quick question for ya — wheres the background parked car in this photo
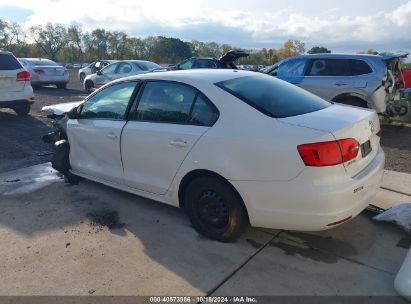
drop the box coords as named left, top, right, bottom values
left=169, top=50, right=249, bottom=70
left=78, top=60, right=117, bottom=83
left=0, top=50, right=34, bottom=115
left=83, top=60, right=165, bottom=93
left=262, top=53, right=409, bottom=117
left=19, top=58, right=69, bottom=89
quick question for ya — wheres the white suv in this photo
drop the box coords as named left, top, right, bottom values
left=0, top=50, right=34, bottom=115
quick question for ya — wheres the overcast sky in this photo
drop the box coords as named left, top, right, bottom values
left=1, top=0, right=410, bottom=54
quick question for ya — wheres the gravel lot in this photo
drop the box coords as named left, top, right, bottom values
left=0, top=69, right=410, bottom=174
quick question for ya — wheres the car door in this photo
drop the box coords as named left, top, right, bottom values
left=277, top=58, right=309, bottom=85
left=67, top=81, right=139, bottom=184
left=299, top=58, right=354, bottom=100
left=93, top=62, right=119, bottom=87
left=121, top=80, right=219, bottom=194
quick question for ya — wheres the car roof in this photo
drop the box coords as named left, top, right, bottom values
left=18, top=58, right=56, bottom=62
left=189, top=57, right=217, bottom=60
left=120, top=60, right=158, bottom=64
left=285, top=53, right=384, bottom=61
left=113, top=69, right=257, bottom=85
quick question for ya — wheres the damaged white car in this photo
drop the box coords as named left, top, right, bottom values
left=42, top=70, right=384, bottom=242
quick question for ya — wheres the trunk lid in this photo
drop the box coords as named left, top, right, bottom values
left=34, top=65, right=66, bottom=76
left=0, top=69, right=26, bottom=92
left=279, top=104, right=381, bottom=177
left=0, top=52, right=26, bottom=92
left=219, top=50, right=249, bottom=64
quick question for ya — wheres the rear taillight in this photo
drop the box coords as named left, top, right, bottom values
left=16, top=71, right=30, bottom=82
left=33, top=69, right=45, bottom=74
left=297, top=138, right=359, bottom=167
left=338, top=139, right=360, bottom=162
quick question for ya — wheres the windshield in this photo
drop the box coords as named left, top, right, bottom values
left=216, top=75, right=330, bottom=118
left=135, top=61, right=162, bottom=71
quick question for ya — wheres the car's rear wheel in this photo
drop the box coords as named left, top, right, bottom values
left=184, top=176, right=248, bottom=242
left=85, top=80, right=94, bottom=93
left=13, top=103, right=30, bottom=116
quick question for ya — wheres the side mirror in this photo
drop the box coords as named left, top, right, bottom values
left=97, top=70, right=102, bottom=75
left=67, top=105, right=82, bottom=119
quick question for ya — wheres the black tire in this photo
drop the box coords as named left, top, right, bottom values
left=51, top=140, right=80, bottom=184
left=57, top=83, right=67, bottom=89
left=338, top=97, right=368, bottom=108
left=79, top=73, right=85, bottom=83
left=184, top=176, right=248, bottom=242
left=13, top=103, right=30, bottom=116
left=85, top=80, right=94, bottom=93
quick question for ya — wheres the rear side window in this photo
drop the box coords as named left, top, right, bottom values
left=308, top=59, right=351, bottom=76
left=134, top=81, right=218, bottom=125
left=135, top=81, right=196, bottom=123
left=216, top=75, right=330, bottom=118
left=189, top=95, right=219, bottom=125
left=0, top=54, right=22, bottom=70
left=350, top=59, right=373, bottom=75
left=194, top=59, right=217, bottom=69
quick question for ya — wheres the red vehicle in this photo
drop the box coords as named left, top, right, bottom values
left=397, top=68, right=411, bottom=88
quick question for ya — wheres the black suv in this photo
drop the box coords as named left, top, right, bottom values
left=169, top=50, right=249, bottom=70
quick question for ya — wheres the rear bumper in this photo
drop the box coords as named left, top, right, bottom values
left=0, top=85, right=34, bottom=108
left=231, top=147, right=385, bottom=231
left=31, top=74, right=69, bottom=85
left=31, top=80, right=69, bottom=85
left=0, top=99, right=34, bottom=108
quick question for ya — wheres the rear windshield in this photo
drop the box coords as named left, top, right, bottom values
left=0, top=54, right=22, bottom=70
left=27, top=59, right=58, bottom=66
left=135, top=61, right=161, bottom=71
left=216, top=75, right=330, bottom=118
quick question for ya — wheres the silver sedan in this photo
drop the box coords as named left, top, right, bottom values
left=19, top=58, right=70, bottom=89
left=83, top=60, right=166, bottom=93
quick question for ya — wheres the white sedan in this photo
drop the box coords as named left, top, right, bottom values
left=48, top=69, right=385, bottom=241
left=83, top=60, right=165, bottom=93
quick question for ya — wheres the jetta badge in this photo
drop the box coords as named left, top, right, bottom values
left=369, top=120, right=375, bottom=133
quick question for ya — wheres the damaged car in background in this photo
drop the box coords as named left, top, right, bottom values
left=42, top=70, right=384, bottom=242
left=83, top=60, right=166, bottom=93
left=262, top=52, right=410, bottom=119
left=168, top=50, right=249, bottom=70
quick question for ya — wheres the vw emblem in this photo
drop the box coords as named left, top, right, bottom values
left=369, top=120, right=375, bottom=133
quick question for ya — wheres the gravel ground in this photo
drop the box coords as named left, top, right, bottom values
left=0, top=69, right=410, bottom=174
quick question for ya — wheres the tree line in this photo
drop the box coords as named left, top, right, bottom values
left=0, top=20, right=332, bottom=65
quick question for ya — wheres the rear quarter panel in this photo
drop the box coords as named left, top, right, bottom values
left=167, top=84, right=335, bottom=205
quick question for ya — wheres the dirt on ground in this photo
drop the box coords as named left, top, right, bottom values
left=0, top=69, right=410, bottom=174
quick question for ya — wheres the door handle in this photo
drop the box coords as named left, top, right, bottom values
left=335, top=81, right=347, bottom=86
left=107, top=133, right=118, bottom=140
left=169, top=138, right=187, bottom=148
